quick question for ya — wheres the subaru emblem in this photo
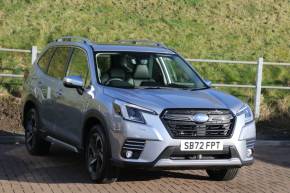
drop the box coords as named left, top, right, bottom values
left=192, top=113, right=209, bottom=123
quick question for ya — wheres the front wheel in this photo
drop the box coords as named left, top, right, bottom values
left=206, top=168, right=239, bottom=181
left=86, top=125, right=119, bottom=183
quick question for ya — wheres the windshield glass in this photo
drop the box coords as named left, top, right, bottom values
left=95, top=52, right=207, bottom=89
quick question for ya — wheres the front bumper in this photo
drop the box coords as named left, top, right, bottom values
left=112, top=145, right=254, bottom=169
left=110, top=112, right=255, bottom=169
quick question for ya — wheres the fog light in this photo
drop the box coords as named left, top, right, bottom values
left=125, top=150, right=133, bottom=158
left=246, top=148, right=253, bottom=158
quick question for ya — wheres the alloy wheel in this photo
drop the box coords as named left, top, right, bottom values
left=87, top=133, right=104, bottom=179
left=25, top=111, right=36, bottom=150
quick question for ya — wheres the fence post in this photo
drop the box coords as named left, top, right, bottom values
left=254, top=57, right=264, bottom=119
left=31, top=46, right=37, bottom=65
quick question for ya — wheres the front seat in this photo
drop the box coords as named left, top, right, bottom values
left=133, top=64, right=154, bottom=86
left=104, top=68, right=126, bottom=85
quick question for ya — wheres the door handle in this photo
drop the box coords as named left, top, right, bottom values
left=55, top=89, right=63, bottom=97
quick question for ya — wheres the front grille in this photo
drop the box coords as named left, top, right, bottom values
left=121, top=139, right=146, bottom=159
left=246, top=138, right=256, bottom=149
left=161, top=109, right=235, bottom=139
left=170, top=152, right=231, bottom=160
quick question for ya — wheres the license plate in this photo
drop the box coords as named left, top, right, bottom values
left=180, top=140, right=223, bottom=151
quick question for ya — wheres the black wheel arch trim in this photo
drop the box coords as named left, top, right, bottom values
left=22, top=94, right=41, bottom=127
left=81, top=109, right=112, bottom=156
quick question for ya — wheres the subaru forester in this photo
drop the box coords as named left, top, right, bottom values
left=22, top=36, right=256, bottom=183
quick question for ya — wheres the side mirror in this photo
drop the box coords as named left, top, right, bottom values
left=204, top=79, right=212, bottom=87
left=63, top=75, right=84, bottom=89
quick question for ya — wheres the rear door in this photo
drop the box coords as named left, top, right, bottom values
left=34, top=47, right=55, bottom=132
left=53, top=47, right=91, bottom=145
left=45, top=46, right=71, bottom=136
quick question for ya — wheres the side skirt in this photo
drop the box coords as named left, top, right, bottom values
left=46, top=136, right=79, bottom=153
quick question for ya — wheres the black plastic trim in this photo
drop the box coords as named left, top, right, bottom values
left=111, top=145, right=246, bottom=169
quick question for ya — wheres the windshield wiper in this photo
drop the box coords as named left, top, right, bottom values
left=141, top=86, right=164, bottom=89
left=165, top=83, right=191, bottom=89
left=165, top=83, right=208, bottom=91
left=139, top=83, right=205, bottom=90
left=190, top=87, right=209, bottom=91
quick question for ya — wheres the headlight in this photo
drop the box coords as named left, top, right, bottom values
left=113, top=99, right=157, bottom=124
left=237, top=104, right=254, bottom=124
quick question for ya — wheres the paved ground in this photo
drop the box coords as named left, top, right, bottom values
left=0, top=143, right=289, bottom=193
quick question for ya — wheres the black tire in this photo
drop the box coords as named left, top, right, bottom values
left=206, top=168, right=239, bottom=181
left=24, top=108, right=51, bottom=155
left=85, top=125, right=119, bottom=183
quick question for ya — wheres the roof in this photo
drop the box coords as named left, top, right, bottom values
left=92, top=44, right=176, bottom=54
left=52, top=37, right=176, bottom=54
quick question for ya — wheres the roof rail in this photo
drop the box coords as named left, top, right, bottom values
left=116, top=39, right=167, bottom=48
left=56, top=36, right=92, bottom=44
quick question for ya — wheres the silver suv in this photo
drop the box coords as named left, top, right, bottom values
left=22, top=37, right=255, bottom=183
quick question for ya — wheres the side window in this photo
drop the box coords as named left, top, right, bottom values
left=67, top=48, right=90, bottom=87
left=47, top=47, right=70, bottom=80
left=37, top=48, right=55, bottom=73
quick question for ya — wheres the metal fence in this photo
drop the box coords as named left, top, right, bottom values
left=1, top=46, right=290, bottom=119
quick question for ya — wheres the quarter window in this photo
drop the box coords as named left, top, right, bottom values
left=47, top=47, right=70, bottom=80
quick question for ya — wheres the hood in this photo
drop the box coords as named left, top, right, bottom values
left=103, top=87, right=244, bottom=115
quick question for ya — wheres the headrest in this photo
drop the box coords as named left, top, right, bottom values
left=133, top=65, right=150, bottom=79
left=110, top=68, right=125, bottom=79
left=121, top=57, right=134, bottom=73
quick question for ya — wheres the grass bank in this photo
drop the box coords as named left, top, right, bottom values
left=0, top=0, right=289, bottom=133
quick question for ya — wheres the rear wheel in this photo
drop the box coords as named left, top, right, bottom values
left=86, top=125, right=119, bottom=183
left=24, top=108, right=51, bottom=155
left=206, top=168, right=239, bottom=181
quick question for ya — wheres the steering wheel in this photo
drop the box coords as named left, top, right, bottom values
left=105, top=78, right=124, bottom=85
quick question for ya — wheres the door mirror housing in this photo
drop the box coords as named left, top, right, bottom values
left=63, top=75, right=84, bottom=89
left=204, top=79, right=212, bottom=87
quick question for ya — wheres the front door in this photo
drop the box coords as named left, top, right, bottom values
left=45, top=46, right=71, bottom=137
left=54, top=47, right=91, bottom=145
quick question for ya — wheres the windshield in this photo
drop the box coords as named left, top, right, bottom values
left=95, top=52, right=207, bottom=90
